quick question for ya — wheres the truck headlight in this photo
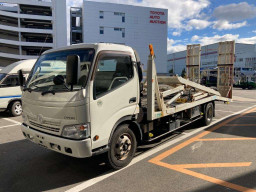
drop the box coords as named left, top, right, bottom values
left=62, top=124, right=90, bottom=140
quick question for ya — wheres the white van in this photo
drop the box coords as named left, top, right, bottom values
left=0, top=59, right=36, bottom=116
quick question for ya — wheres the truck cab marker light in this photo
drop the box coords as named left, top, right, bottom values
left=94, top=135, right=99, bottom=141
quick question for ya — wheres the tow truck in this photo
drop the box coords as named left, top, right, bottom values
left=19, top=43, right=231, bottom=169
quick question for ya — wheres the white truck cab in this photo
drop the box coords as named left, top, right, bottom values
left=21, top=43, right=140, bottom=169
left=0, top=59, right=36, bottom=116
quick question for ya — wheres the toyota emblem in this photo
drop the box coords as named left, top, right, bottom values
left=37, top=114, right=44, bottom=124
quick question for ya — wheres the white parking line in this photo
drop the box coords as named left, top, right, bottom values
left=215, top=103, right=245, bottom=108
left=65, top=104, right=256, bottom=192
left=0, top=123, right=20, bottom=129
left=215, top=110, right=235, bottom=114
left=2, top=118, right=21, bottom=125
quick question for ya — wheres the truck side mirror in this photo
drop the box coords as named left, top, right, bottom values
left=66, top=55, right=80, bottom=86
left=18, top=70, right=24, bottom=87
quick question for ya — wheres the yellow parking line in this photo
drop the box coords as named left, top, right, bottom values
left=170, top=162, right=252, bottom=169
left=197, top=137, right=256, bottom=141
left=149, top=107, right=256, bottom=192
left=149, top=107, right=256, bottom=163
left=240, top=115, right=256, bottom=117
left=154, top=161, right=256, bottom=192
left=225, top=124, right=256, bottom=126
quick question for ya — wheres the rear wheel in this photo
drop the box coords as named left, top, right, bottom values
left=201, top=102, right=214, bottom=126
left=10, top=101, right=22, bottom=116
left=107, top=124, right=137, bottom=170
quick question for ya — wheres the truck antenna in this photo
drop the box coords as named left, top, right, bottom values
left=39, top=34, right=49, bottom=56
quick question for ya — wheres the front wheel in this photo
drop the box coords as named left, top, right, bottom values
left=10, top=101, right=22, bottom=116
left=107, top=124, right=137, bottom=170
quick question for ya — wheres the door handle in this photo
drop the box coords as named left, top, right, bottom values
left=129, top=97, right=136, bottom=103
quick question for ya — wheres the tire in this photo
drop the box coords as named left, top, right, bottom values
left=107, top=124, right=137, bottom=170
left=10, top=101, right=22, bottom=117
left=201, top=102, right=214, bottom=126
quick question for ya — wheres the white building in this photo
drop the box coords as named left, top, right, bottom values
left=0, top=0, right=70, bottom=66
left=0, top=0, right=168, bottom=73
left=167, top=43, right=256, bottom=75
left=82, top=1, right=168, bottom=73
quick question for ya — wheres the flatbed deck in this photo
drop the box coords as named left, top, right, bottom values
left=145, top=51, right=231, bottom=121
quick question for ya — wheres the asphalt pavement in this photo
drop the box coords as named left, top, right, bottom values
left=1, top=88, right=256, bottom=192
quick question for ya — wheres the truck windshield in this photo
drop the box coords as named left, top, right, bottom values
left=26, top=49, right=95, bottom=92
left=0, top=73, right=7, bottom=83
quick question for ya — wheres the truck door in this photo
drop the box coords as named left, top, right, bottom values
left=89, top=52, right=139, bottom=149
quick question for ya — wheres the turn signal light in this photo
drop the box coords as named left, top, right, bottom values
left=94, top=135, right=99, bottom=141
left=80, top=125, right=85, bottom=130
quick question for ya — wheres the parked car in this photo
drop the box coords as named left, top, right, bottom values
left=0, top=59, right=36, bottom=116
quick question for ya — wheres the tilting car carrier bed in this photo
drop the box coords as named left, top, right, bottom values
left=20, top=43, right=232, bottom=169
left=138, top=44, right=230, bottom=141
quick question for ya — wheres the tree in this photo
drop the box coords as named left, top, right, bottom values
left=169, top=69, right=173, bottom=76
left=181, top=68, right=186, bottom=78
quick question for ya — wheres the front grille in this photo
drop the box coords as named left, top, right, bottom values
left=28, top=115, right=37, bottom=122
left=29, top=121, right=60, bottom=133
left=43, top=120, right=61, bottom=127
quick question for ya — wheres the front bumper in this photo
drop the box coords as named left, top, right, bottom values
left=21, top=124, right=92, bottom=158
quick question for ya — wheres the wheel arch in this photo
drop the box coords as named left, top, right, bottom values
left=108, top=116, right=143, bottom=145
left=7, top=98, right=22, bottom=110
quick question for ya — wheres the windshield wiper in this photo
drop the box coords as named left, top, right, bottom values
left=23, top=85, right=39, bottom=92
left=63, top=83, right=71, bottom=91
left=23, top=87, right=32, bottom=92
left=41, top=90, right=55, bottom=96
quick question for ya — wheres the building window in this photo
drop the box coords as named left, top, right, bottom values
left=99, top=11, right=104, bottom=19
left=122, top=28, right=125, bottom=38
left=100, top=27, right=104, bottom=34
left=239, top=58, right=243, bottom=62
left=114, top=12, right=125, bottom=22
left=113, top=28, right=125, bottom=38
left=121, top=13, right=125, bottom=22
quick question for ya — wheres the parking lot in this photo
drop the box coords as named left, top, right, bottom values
left=1, top=88, right=256, bottom=192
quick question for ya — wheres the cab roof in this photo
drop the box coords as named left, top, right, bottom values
left=1, top=59, right=36, bottom=74
left=43, top=43, right=135, bottom=56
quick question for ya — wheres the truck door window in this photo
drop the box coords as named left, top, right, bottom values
left=94, top=54, right=133, bottom=98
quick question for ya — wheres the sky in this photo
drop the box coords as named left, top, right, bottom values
left=67, top=0, right=256, bottom=54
